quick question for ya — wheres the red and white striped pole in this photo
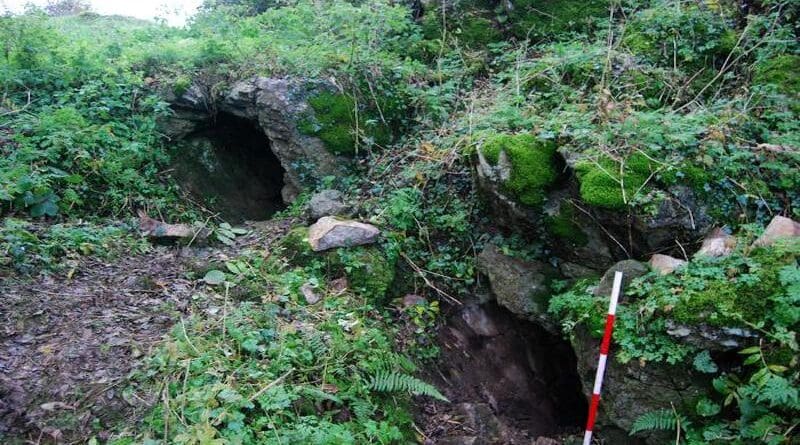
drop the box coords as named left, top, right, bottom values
left=583, top=271, right=623, bottom=445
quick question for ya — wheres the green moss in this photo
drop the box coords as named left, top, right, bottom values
left=753, top=55, right=800, bottom=95
left=276, top=226, right=316, bottom=265
left=299, top=92, right=358, bottom=156
left=546, top=204, right=588, bottom=246
left=575, top=153, right=653, bottom=210
left=508, top=0, right=608, bottom=40
left=331, top=246, right=396, bottom=301
left=299, top=91, right=393, bottom=156
left=660, top=162, right=711, bottom=191
left=672, top=246, right=796, bottom=327
left=480, top=133, right=558, bottom=207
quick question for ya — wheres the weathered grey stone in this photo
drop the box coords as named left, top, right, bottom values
left=696, top=227, right=736, bottom=257
left=571, top=325, right=706, bottom=442
left=300, top=283, right=322, bottom=305
left=307, top=217, right=380, bottom=252
left=753, top=215, right=800, bottom=247
left=476, top=243, right=555, bottom=332
left=592, top=260, right=648, bottom=297
left=648, top=254, right=687, bottom=275
left=308, top=189, right=347, bottom=220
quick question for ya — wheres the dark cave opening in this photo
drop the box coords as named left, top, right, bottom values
left=173, top=112, right=287, bottom=223
left=422, top=301, right=588, bottom=442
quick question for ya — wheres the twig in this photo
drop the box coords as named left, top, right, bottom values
left=248, top=368, right=293, bottom=402
left=400, top=253, right=462, bottom=306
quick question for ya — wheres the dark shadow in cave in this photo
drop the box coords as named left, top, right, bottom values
left=421, top=301, right=587, bottom=441
left=173, top=112, right=286, bottom=222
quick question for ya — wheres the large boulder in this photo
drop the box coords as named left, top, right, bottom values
left=307, top=217, right=380, bottom=252
left=476, top=243, right=556, bottom=332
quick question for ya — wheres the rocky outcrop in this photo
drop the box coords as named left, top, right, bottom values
left=162, top=77, right=349, bottom=202
left=476, top=243, right=556, bottom=332
left=307, top=217, right=380, bottom=251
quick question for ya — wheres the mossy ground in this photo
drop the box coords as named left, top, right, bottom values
left=480, top=133, right=558, bottom=207
left=276, top=226, right=396, bottom=302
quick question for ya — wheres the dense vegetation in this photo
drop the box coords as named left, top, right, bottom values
left=1, top=0, right=798, bottom=443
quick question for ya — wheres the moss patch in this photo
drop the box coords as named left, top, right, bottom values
left=480, top=133, right=558, bottom=207
left=545, top=204, right=588, bottom=246
left=575, top=153, right=653, bottom=210
left=331, top=246, right=396, bottom=301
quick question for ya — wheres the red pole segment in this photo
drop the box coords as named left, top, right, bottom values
left=583, top=271, right=623, bottom=445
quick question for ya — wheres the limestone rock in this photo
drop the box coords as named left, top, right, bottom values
left=300, top=283, right=322, bottom=305
left=476, top=244, right=555, bottom=332
left=592, top=260, right=648, bottom=297
left=308, top=189, right=347, bottom=220
left=665, top=320, right=758, bottom=351
left=648, top=254, right=687, bottom=275
left=753, top=215, right=800, bottom=247
left=307, top=217, right=380, bottom=252
left=696, top=227, right=736, bottom=257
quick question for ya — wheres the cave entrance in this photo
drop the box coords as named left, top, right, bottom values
left=421, top=301, right=587, bottom=441
left=173, top=112, right=287, bottom=223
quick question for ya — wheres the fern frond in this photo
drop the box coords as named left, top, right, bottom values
left=631, top=409, right=682, bottom=434
left=368, top=371, right=448, bottom=402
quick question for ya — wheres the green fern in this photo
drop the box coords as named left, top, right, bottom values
left=631, top=409, right=687, bottom=434
left=368, top=371, right=448, bottom=402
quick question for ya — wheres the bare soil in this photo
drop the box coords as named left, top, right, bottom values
left=0, top=218, right=294, bottom=444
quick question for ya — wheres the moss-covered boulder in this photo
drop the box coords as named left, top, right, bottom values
left=478, top=133, right=559, bottom=207
left=507, top=0, right=609, bottom=40
left=753, top=54, right=800, bottom=97
left=574, top=153, right=653, bottom=210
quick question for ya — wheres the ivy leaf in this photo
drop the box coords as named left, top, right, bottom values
left=203, top=270, right=226, bottom=285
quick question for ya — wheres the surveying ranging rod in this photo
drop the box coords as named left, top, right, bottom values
left=583, top=271, right=623, bottom=445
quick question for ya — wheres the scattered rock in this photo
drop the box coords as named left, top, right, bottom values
left=695, top=227, right=736, bottom=257
left=753, top=215, right=800, bottom=247
left=329, top=277, right=349, bottom=295
left=648, top=254, right=686, bottom=275
left=476, top=244, right=555, bottom=332
left=308, top=189, right=348, bottom=220
left=558, top=261, right=597, bottom=279
left=300, top=283, right=322, bottom=305
left=592, top=260, right=648, bottom=297
left=307, top=217, right=380, bottom=252
left=666, top=320, right=759, bottom=350
left=138, top=211, right=208, bottom=242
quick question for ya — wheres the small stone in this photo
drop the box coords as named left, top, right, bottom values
left=648, top=254, right=687, bottom=275
left=329, top=277, right=349, bottom=295
left=753, top=215, right=800, bottom=248
left=402, top=294, right=427, bottom=308
left=696, top=227, right=736, bottom=257
left=300, top=283, right=322, bottom=305
left=308, top=189, right=348, bottom=220
left=592, top=260, right=648, bottom=297
left=307, top=217, right=380, bottom=252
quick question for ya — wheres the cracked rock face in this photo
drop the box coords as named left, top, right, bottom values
left=161, top=77, right=350, bottom=202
